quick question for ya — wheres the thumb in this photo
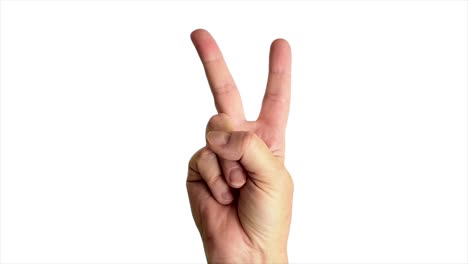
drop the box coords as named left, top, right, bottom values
left=206, top=131, right=284, bottom=182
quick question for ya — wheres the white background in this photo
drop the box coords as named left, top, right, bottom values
left=1, top=0, right=467, bottom=263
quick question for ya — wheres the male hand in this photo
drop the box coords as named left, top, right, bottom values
left=186, top=29, right=293, bottom=263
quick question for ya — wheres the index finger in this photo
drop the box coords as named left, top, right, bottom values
left=190, top=29, right=245, bottom=121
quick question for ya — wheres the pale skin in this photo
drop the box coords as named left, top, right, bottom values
left=186, top=29, right=293, bottom=263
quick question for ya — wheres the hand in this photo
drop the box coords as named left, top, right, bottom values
left=190, top=29, right=292, bottom=186
left=186, top=29, right=293, bottom=263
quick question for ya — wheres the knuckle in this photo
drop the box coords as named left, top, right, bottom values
left=241, top=131, right=256, bottom=149
left=228, top=131, right=255, bottom=160
left=189, top=147, right=215, bottom=172
left=206, top=173, right=223, bottom=187
left=188, top=155, right=195, bottom=169
left=198, top=147, right=217, bottom=162
left=206, top=113, right=230, bottom=132
left=263, top=92, right=290, bottom=105
left=223, top=160, right=242, bottom=172
left=188, top=147, right=203, bottom=171
left=207, top=114, right=222, bottom=126
left=212, top=82, right=235, bottom=97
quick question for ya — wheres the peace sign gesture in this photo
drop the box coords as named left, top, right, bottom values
left=187, top=29, right=293, bottom=262
left=193, top=29, right=291, bottom=186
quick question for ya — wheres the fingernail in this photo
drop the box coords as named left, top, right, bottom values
left=230, top=168, right=245, bottom=187
left=222, top=190, right=233, bottom=201
left=207, top=131, right=230, bottom=146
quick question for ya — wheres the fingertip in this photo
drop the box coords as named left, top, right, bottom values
left=229, top=168, right=247, bottom=188
left=207, top=131, right=231, bottom=147
left=190, top=28, right=212, bottom=42
left=271, top=38, right=291, bottom=51
left=269, top=39, right=291, bottom=75
left=190, top=28, right=205, bottom=38
left=221, top=190, right=234, bottom=204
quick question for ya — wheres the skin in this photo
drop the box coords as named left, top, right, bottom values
left=186, top=29, right=293, bottom=263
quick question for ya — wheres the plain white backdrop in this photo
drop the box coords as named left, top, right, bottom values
left=0, top=0, right=467, bottom=263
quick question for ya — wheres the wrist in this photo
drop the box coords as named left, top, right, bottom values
left=207, top=250, right=288, bottom=264
left=259, top=249, right=288, bottom=264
